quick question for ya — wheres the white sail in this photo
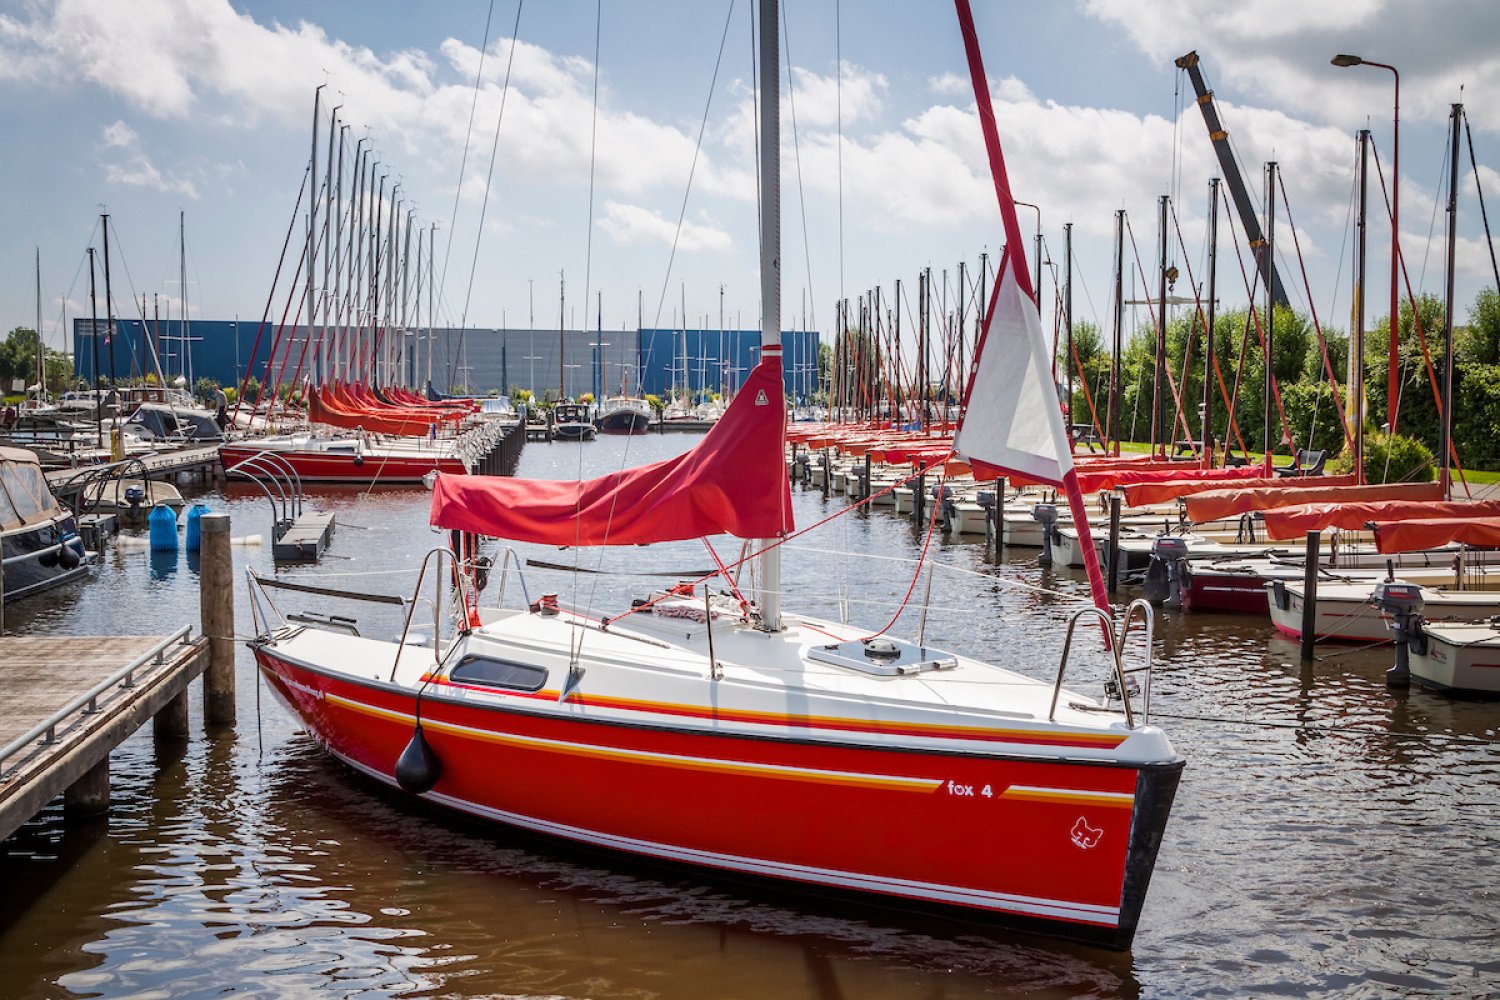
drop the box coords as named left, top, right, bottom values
left=952, top=262, right=1074, bottom=486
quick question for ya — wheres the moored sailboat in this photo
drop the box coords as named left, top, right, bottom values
left=247, top=0, right=1182, bottom=948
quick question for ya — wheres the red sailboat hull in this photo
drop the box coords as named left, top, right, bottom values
left=220, top=443, right=466, bottom=483
left=256, top=647, right=1182, bottom=947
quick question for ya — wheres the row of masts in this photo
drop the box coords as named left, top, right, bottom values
left=819, top=111, right=1448, bottom=485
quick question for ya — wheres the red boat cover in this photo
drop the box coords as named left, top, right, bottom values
left=1184, top=480, right=1444, bottom=522
left=1123, top=473, right=1357, bottom=507
left=1374, top=516, right=1500, bottom=553
left=309, top=387, right=437, bottom=436
left=1262, top=499, right=1500, bottom=541
left=1075, top=463, right=1262, bottom=494
left=430, top=358, right=793, bottom=545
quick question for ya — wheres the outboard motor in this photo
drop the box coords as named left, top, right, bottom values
left=793, top=451, right=810, bottom=483
left=976, top=489, right=997, bottom=547
left=932, top=484, right=955, bottom=533
left=1373, top=579, right=1425, bottom=688
left=1142, top=535, right=1190, bottom=606
left=1033, top=504, right=1059, bottom=567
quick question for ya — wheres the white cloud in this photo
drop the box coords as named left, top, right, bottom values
left=928, top=72, right=968, bottom=96
left=599, top=202, right=731, bottom=252
left=1083, top=0, right=1500, bottom=132
left=97, top=120, right=198, bottom=198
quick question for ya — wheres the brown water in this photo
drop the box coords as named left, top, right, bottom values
left=2, top=434, right=1497, bottom=998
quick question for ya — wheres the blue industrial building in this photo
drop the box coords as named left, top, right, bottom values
left=73, top=319, right=821, bottom=401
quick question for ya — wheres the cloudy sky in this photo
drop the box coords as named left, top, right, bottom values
left=2, top=0, right=1497, bottom=362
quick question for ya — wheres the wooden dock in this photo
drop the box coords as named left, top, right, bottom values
left=43, top=444, right=223, bottom=489
left=0, top=630, right=210, bottom=843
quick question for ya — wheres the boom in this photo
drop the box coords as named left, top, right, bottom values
left=1175, top=51, right=1290, bottom=309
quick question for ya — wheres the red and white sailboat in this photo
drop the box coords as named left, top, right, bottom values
left=248, top=1, right=1182, bottom=949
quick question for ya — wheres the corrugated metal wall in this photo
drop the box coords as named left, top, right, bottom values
left=72, top=319, right=820, bottom=400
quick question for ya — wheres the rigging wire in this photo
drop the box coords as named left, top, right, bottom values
left=438, top=0, right=499, bottom=320
left=646, top=0, right=737, bottom=333
left=449, top=0, right=524, bottom=388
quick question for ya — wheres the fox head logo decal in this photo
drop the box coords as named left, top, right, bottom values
left=1070, top=816, right=1103, bottom=850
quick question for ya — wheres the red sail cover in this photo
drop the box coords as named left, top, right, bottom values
left=430, top=358, right=793, bottom=545
left=1123, top=473, right=1357, bottom=507
left=1374, top=516, right=1500, bottom=554
left=1184, top=480, right=1444, bottom=523
left=1262, top=499, right=1500, bottom=541
left=1074, top=464, right=1262, bottom=494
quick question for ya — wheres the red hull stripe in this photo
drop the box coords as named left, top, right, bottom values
left=427, top=678, right=1129, bottom=750
left=331, top=749, right=1121, bottom=928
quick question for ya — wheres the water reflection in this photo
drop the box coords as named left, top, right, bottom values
left=0, top=437, right=1496, bottom=997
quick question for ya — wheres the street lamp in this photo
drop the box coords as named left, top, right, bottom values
left=1332, top=53, right=1400, bottom=434
left=1014, top=200, right=1044, bottom=307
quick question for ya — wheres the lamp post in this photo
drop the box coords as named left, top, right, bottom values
left=1014, top=200, right=1043, bottom=308
left=1332, top=53, right=1400, bottom=434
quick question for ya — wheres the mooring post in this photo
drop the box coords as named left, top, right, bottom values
left=1300, top=530, right=1320, bottom=661
left=994, top=477, right=1006, bottom=565
left=863, top=453, right=872, bottom=502
left=914, top=468, right=927, bottom=525
left=1107, top=495, right=1123, bottom=594
left=820, top=449, right=830, bottom=498
left=200, top=513, right=236, bottom=724
left=789, top=442, right=799, bottom=483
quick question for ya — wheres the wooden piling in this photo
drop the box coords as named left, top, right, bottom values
left=1300, top=530, right=1320, bottom=661
left=200, top=513, right=236, bottom=724
left=994, top=477, right=1006, bottom=565
left=153, top=689, right=190, bottom=739
left=64, top=758, right=110, bottom=818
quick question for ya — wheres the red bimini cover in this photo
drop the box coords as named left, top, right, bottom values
left=1184, top=480, right=1444, bottom=523
left=1374, top=516, right=1500, bottom=554
left=1123, top=473, right=1357, bottom=507
left=430, top=358, right=793, bottom=545
left=1262, top=499, right=1500, bottom=541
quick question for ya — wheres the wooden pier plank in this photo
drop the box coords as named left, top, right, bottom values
left=0, top=635, right=210, bottom=842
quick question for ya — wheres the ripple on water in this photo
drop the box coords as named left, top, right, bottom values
left=2, top=436, right=1498, bottom=998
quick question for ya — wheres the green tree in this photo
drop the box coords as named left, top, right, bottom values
left=1459, top=286, right=1500, bottom=365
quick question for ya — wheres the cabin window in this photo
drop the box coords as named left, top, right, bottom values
left=448, top=655, right=547, bottom=692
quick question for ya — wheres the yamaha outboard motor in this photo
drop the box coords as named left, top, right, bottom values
left=932, top=483, right=955, bottom=533
left=1033, top=504, right=1059, bottom=567
left=1373, top=579, right=1425, bottom=688
left=1143, top=536, right=1190, bottom=606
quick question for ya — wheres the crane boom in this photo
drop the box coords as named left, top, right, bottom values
left=1175, top=51, right=1291, bottom=309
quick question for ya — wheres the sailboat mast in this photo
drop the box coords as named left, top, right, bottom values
left=307, top=84, right=322, bottom=390
left=35, top=248, right=43, bottom=402
left=1110, top=212, right=1124, bottom=455
left=1263, top=162, right=1277, bottom=473
left=1204, top=178, right=1219, bottom=465
left=757, top=0, right=783, bottom=631
left=1353, top=129, right=1370, bottom=484
left=87, top=248, right=102, bottom=445
left=102, top=213, right=118, bottom=391
left=559, top=270, right=566, bottom=400
left=1440, top=104, right=1462, bottom=499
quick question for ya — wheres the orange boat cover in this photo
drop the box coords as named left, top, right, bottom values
left=1374, top=516, right=1500, bottom=554
left=1123, top=473, right=1357, bottom=507
left=1184, top=480, right=1444, bottom=523
left=1262, top=499, right=1500, bottom=541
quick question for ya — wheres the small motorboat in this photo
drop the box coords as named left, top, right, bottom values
left=0, top=446, right=88, bottom=603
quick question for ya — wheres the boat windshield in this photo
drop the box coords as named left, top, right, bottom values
left=0, top=453, right=64, bottom=529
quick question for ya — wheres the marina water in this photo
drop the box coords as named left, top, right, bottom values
left=2, top=433, right=1496, bottom=998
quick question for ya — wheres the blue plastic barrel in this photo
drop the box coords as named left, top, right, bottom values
left=184, top=502, right=211, bottom=551
left=148, top=503, right=179, bottom=552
